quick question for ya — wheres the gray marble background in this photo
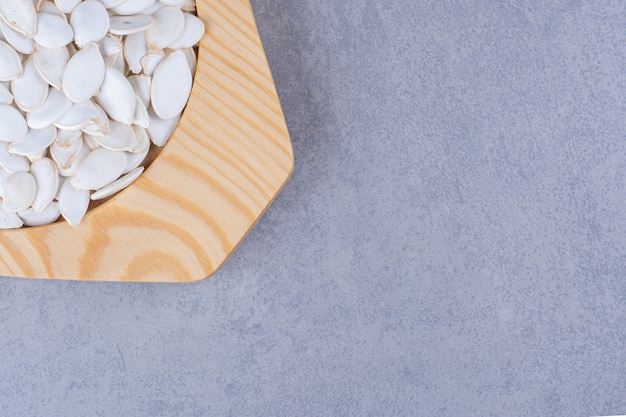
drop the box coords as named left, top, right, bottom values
left=1, top=1, right=626, bottom=415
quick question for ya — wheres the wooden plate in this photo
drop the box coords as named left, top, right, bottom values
left=0, top=0, right=294, bottom=282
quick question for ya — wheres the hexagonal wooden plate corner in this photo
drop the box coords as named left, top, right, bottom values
left=0, top=0, right=294, bottom=282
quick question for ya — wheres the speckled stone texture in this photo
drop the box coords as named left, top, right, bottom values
left=1, top=1, right=626, bottom=415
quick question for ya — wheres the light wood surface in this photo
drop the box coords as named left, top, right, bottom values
left=0, top=0, right=294, bottom=282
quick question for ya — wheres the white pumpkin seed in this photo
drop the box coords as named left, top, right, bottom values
left=123, top=145, right=148, bottom=173
left=0, top=82, right=12, bottom=104
left=0, top=142, right=29, bottom=172
left=38, top=0, right=66, bottom=17
left=33, top=45, right=69, bottom=89
left=30, top=157, right=58, bottom=211
left=18, top=201, right=60, bottom=226
left=34, top=13, right=73, bottom=48
left=70, top=0, right=109, bottom=47
left=180, top=47, right=197, bottom=75
left=93, top=120, right=134, bottom=151
left=50, top=133, right=81, bottom=168
left=99, top=33, right=121, bottom=56
left=109, top=14, right=153, bottom=35
left=0, top=104, right=28, bottom=142
left=54, top=0, right=80, bottom=14
left=91, top=165, right=142, bottom=200
left=145, top=6, right=183, bottom=50
left=53, top=100, right=98, bottom=130
left=57, top=138, right=87, bottom=176
left=8, top=125, right=56, bottom=156
left=123, top=30, right=146, bottom=74
left=0, top=40, right=23, bottom=81
left=111, top=0, right=155, bottom=16
left=130, top=124, right=149, bottom=153
left=133, top=95, right=149, bottom=128
left=58, top=177, right=89, bottom=226
left=0, top=206, right=23, bottom=228
left=140, top=50, right=163, bottom=76
left=71, top=147, right=126, bottom=190
left=93, top=0, right=125, bottom=9
left=62, top=43, right=105, bottom=103
left=81, top=102, right=109, bottom=136
left=11, top=58, right=48, bottom=112
left=151, top=50, right=190, bottom=120
left=95, top=66, right=135, bottom=124
left=146, top=107, right=178, bottom=147
left=127, top=74, right=150, bottom=107
left=3, top=171, right=36, bottom=212
left=26, top=87, right=72, bottom=129
left=109, top=48, right=127, bottom=73
left=168, top=13, right=203, bottom=49
left=0, top=20, right=34, bottom=54
left=55, top=128, right=81, bottom=147
left=0, top=0, right=37, bottom=38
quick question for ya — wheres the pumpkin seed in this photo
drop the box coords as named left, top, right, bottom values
left=71, top=147, right=126, bottom=190
left=0, top=20, right=34, bottom=54
left=95, top=66, right=135, bottom=124
left=34, top=13, right=74, bottom=48
left=58, top=177, right=89, bottom=226
left=8, top=125, right=56, bottom=156
left=70, top=0, right=109, bottom=47
left=30, top=157, right=58, bottom=211
left=145, top=6, right=184, bottom=51
left=151, top=50, right=190, bottom=120
left=0, top=0, right=37, bottom=38
left=33, top=45, right=69, bottom=89
left=0, top=104, right=28, bottom=142
left=91, top=165, right=142, bottom=200
left=19, top=201, right=61, bottom=226
left=62, top=42, right=105, bottom=103
left=3, top=171, right=36, bottom=212
left=26, top=87, right=72, bottom=129
left=109, top=14, right=153, bottom=35
left=0, top=40, right=23, bottom=81
left=11, top=58, right=48, bottom=112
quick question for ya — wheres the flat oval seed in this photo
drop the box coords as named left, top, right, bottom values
left=30, top=157, right=58, bottom=212
left=58, top=177, right=89, bottom=226
left=0, top=40, right=23, bottom=81
left=3, top=171, right=36, bottom=212
left=0, top=20, right=34, bottom=54
left=94, top=120, right=134, bottom=151
left=71, top=148, right=126, bottom=190
left=11, top=58, right=48, bottom=111
left=54, top=0, right=81, bottom=14
left=168, top=14, right=204, bottom=49
left=54, top=101, right=98, bottom=130
left=127, top=74, right=150, bottom=107
left=94, top=0, right=126, bottom=8
left=0, top=104, right=27, bottom=142
left=27, top=88, right=72, bottom=129
left=140, top=50, right=163, bottom=76
left=0, top=82, right=12, bottom=104
left=18, top=202, right=60, bottom=226
left=151, top=50, right=191, bottom=120
left=133, top=95, right=149, bottom=128
left=146, top=6, right=184, bottom=50
left=123, top=31, right=146, bottom=74
left=70, top=0, right=109, bottom=47
left=81, top=103, right=109, bottom=136
left=34, top=13, right=73, bottom=48
left=109, top=14, right=153, bottom=35
left=111, top=0, right=155, bottom=16
left=123, top=145, right=148, bottom=173
left=63, top=43, right=105, bottom=103
left=0, top=142, right=29, bottom=172
left=99, top=34, right=121, bottom=56
left=33, top=46, right=69, bottom=89
left=8, top=125, right=56, bottom=156
left=96, top=66, right=135, bottom=124
left=91, top=166, right=143, bottom=200
left=0, top=0, right=36, bottom=37
left=146, top=107, right=179, bottom=147
left=0, top=207, right=23, bottom=228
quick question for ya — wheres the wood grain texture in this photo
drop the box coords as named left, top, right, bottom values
left=0, top=0, right=294, bottom=282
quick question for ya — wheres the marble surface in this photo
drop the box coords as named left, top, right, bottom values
left=1, top=1, right=626, bottom=415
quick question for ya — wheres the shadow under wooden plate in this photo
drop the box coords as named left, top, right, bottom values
left=0, top=0, right=294, bottom=282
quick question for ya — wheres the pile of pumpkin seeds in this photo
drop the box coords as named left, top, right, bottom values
left=0, top=0, right=203, bottom=227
